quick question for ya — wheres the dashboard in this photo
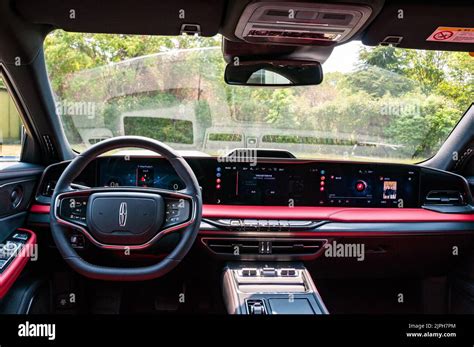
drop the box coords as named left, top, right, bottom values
left=37, top=156, right=472, bottom=212
left=32, top=155, right=474, bottom=262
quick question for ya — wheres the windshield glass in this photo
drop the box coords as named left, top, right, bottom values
left=44, top=31, right=474, bottom=162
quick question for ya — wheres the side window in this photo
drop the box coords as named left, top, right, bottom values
left=0, top=73, right=23, bottom=161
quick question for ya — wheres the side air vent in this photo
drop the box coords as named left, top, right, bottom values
left=424, top=190, right=465, bottom=206
left=42, top=180, right=57, bottom=197
left=201, top=238, right=327, bottom=256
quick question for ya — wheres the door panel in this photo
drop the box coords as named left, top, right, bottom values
left=0, top=162, right=43, bottom=302
left=0, top=162, right=43, bottom=236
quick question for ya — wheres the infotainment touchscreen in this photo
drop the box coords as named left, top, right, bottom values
left=213, top=162, right=419, bottom=207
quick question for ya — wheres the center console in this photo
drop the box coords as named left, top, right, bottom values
left=222, top=263, right=328, bottom=314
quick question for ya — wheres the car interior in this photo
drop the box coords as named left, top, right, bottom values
left=0, top=0, right=473, bottom=317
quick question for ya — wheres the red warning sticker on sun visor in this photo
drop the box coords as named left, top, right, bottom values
left=427, top=27, right=474, bottom=43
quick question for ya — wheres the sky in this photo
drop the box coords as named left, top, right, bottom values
left=323, top=40, right=363, bottom=73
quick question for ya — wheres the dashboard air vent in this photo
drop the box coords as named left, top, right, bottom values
left=42, top=180, right=57, bottom=197
left=424, top=190, right=464, bottom=206
left=202, top=238, right=327, bottom=256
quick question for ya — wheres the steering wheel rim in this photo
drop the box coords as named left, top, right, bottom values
left=50, top=136, right=202, bottom=281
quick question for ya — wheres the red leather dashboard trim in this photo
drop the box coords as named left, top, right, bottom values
left=202, top=205, right=474, bottom=222
left=0, top=228, right=37, bottom=299
left=30, top=204, right=50, bottom=214
left=30, top=203, right=474, bottom=222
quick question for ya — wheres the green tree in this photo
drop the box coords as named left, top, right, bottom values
left=342, top=66, right=416, bottom=97
left=359, top=45, right=406, bottom=73
left=352, top=45, right=473, bottom=158
left=385, top=95, right=460, bottom=158
left=44, top=31, right=220, bottom=95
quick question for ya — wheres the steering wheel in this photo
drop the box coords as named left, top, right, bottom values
left=50, top=136, right=202, bottom=281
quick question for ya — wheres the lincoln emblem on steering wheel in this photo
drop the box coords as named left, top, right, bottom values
left=119, top=202, right=128, bottom=227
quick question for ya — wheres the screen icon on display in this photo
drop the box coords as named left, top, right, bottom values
left=383, top=181, right=397, bottom=199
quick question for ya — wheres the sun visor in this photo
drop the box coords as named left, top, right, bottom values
left=13, top=0, right=225, bottom=36
left=362, top=1, right=474, bottom=52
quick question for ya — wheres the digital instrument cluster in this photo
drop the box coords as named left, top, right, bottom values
left=97, top=157, right=185, bottom=191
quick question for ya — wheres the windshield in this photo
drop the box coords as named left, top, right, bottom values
left=45, top=31, right=474, bottom=162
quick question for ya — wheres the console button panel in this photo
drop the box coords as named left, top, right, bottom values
left=223, top=263, right=329, bottom=315
left=240, top=267, right=298, bottom=278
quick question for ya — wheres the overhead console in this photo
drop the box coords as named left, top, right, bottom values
left=234, top=1, right=373, bottom=46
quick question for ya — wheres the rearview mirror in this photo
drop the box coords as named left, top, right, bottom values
left=224, top=60, right=323, bottom=86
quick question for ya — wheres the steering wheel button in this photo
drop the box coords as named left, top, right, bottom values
left=166, top=201, right=180, bottom=209
left=170, top=209, right=180, bottom=216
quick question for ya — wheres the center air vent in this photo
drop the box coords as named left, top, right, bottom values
left=201, top=237, right=327, bottom=257
left=424, top=190, right=464, bottom=206
left=235, top=2, right=372, bottom=46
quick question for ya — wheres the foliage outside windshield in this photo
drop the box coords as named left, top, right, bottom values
left=45, top=31, right=474, bottom=162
